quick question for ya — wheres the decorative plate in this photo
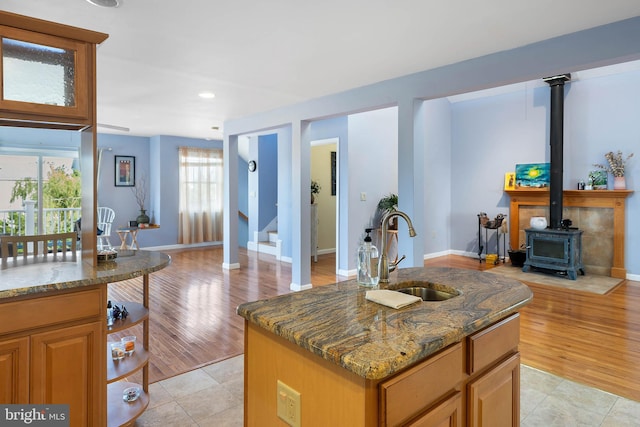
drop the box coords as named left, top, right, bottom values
left=123, top=386, right=141, bottom=403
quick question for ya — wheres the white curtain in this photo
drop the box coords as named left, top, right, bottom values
left=178, top=147, right=223, bottom=244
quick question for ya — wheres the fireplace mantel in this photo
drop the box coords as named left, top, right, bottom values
left=505, top=189, right=633, bottom=278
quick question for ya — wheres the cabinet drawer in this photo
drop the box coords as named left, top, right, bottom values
left=0, top=287, right=105, bottom=336
left=467, top=313, right=519, bottom=375
left=380, top=343, right=462, bottom=427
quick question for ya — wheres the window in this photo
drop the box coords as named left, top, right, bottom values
left=0, top=150, right=80, bottom=235
left=178, top=147, right=223, bottom=244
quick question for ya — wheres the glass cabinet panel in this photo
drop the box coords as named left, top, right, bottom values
left=0, top=25, right=89, bottom=123
left=2, top=37, right=76, bottom=107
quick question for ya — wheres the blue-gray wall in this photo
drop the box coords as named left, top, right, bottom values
left=450, top=70, right=640, bottom=264
left=4, top=28, right=640, bottom=277
left=257, top=134, right=278, bottom=231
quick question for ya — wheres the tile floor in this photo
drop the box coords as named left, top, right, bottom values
left=134, top=355, right=640, bottom=426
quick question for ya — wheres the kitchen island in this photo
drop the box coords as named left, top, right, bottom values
left=238, top=266, right=532, bottom=426
left=0, top=250, right=170, bottom=427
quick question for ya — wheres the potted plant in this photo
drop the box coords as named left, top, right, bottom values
left=593, top=150, right=633, bottom=190
left=311, top=180, right=321, bottom=204
left=376, top=193, right=398, bottom=229
left=131, top=175, right=149, bottom=224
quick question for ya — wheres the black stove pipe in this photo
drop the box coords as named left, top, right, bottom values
left=544, top=74, right=571, bottom=230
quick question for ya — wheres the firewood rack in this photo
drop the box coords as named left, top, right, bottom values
left=477, top=212, right=507, bottom=264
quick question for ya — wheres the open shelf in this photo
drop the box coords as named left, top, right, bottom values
left=107, top=342, right=149, bottom=383
left=107, top=275, right=151, bottom=426
left=107, top=381, right=149, bottom=427
left=107, top=302, right=148, bottom=333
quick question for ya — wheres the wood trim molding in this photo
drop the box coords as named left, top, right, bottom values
left=505, top=189, right=633, bottom=278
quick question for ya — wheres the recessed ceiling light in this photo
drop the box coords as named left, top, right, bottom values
left=86, top=0, right=121, bottom=7
left=199, top=92, right=216, bottom=99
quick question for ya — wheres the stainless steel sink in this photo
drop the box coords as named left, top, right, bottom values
left=393, top=281, right=460, bottom=301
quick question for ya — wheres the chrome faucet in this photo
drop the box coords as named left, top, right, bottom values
left=378, top=210, right=417, bottom=283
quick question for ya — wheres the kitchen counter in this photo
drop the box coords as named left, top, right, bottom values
left=0, top=249, right=170, bottom=426
left=0, top=249, right=171, bottom=300
left=237, top=266, right=532, bottom=380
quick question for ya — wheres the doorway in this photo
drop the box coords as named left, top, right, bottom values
left=310, top=137, right=339, bottom=273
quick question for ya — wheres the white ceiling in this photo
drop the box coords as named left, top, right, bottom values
left=3, top=0, right=640, bottom=140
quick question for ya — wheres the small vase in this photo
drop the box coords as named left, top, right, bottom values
left=613, top=176, right=626, bottom=190
left=136, top=209, right=150, bottom=224
left=530, top=216, right=547, bottom=230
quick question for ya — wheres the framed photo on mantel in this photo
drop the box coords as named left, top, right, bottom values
left=115, top=155, right=135, bottom=187
left=504, top=172, right=516, bottom=190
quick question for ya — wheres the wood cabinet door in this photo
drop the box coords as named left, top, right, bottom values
left=30, top=321, right=105, bottom=427
left=0, top=337, right=29, bottom=403
left=468, top=353, right=520, bottom=427
left=406, top=392, right=462, bottom=427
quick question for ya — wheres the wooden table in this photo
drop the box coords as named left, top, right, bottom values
left=116, top=227, right=139, bottom=250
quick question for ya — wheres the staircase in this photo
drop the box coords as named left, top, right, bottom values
left=248, top=230, right=281, bottom=259
left=259, top=231, right=279, bottom=256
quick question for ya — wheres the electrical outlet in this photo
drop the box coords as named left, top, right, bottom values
left=277, top=380, right=301, bottom=427
left=360, top=192, right=366, bottom=201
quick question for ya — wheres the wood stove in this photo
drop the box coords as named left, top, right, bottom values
left=523, top=228, right=584, bottom=279
left=521, top=73, right=585, bottom=280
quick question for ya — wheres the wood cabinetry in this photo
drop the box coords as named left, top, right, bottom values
left=0, top=10, right=109, bottom=265
left=0, top=337, right=29, bottom=403
left=244, top=312, right=521, bottom=426
left=0, top=286, right=106, bottom=426
left=31, top=321, right=104, bottom=426
left=468, top=353, right=520, bottom=427
left=406, top=392, right=462, bottom=427
left=0, top=11, right=107, bottom=129
left=465, top=314, right=521, bottom=427
left=380, top=344, right=462, bottom=426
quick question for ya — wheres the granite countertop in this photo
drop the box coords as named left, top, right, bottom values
left=237, top=266, right=532, bottom=380
left=0, top=250, right=171, bottom=300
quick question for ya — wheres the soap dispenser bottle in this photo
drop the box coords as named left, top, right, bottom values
left=357, top=228, right=379, bottom=286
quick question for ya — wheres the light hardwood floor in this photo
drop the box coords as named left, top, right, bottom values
left=107, top=247, right=640, bottom=402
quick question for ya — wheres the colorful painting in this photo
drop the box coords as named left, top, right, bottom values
left=515, top=163, right=550, bottom=188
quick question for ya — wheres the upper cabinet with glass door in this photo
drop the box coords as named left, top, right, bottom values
left=0, top=11, right=108, bottom=129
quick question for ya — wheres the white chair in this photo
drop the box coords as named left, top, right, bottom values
left=97, top=207, right=116, bottom=250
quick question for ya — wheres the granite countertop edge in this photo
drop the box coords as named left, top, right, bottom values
left=0, top=250, right=171, bottom=300
left=238, top=266, right=533, bottom=380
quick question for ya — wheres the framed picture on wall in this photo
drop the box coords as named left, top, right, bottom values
left=115, top=155, right=135, bottom=187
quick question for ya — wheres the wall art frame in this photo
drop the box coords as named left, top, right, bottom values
left=115, top=155, right=135, bottom=187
